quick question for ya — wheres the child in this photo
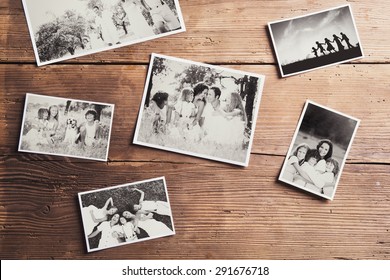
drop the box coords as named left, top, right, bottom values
left=293, top=149, right=321, bottom=186
left=319, top=158, right=340, bottom=195
left=80, top=109, right=100, bottom=146
left=282, top=143, right=310, bottom=181
left=173, top=88, right=195, bottom=130
left=24, top=108, right=50, bottom=149
left=119, top=217, right=138, bottom=242
left=144, top=0, right=181, bottom=32
left=46, top=105, right=59, bottom=144
left=311, top=47, right=319, bottom=57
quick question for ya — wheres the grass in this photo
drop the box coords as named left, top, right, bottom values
left=136, top=111, right=248, bottom=164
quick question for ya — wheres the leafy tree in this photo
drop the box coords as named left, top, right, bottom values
left=145, top=57, right=169, bottom=107
left=36, top=10, right=87, bottom=62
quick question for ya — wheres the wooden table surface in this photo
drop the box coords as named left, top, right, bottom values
left=1, top=0, right=389, bottom=260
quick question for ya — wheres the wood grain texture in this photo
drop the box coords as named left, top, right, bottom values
left=1, top=0, right=390, bottom=260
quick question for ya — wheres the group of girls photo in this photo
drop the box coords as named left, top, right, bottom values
left=135, top=56, right=264, bottom=166
left=19, top=94, right=113, bottom=161
left=79, top=178, right=174, bottom=252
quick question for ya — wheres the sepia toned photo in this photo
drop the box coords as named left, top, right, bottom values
left=279, top=100, right=360, bottom=200
left=78, top=177, right=175, bottom=252
left=18, top=93, right=114, bottom=161
left=268, top=4, right=364, bottom=77
left=22, top=0, right=185, bottom=66
left=133, top=53, right=265, bottom=166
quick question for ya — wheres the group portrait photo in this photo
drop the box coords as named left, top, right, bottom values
left=133, top=54, right=265, bottom=166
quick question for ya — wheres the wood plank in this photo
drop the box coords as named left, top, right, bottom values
left=1, top=64, right=389, bottom=164
left=0, top=0, right=389, bottom=64
left=1, top=154, right=389, bottom=259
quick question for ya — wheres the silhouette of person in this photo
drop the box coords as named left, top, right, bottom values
left=340, top=32, right=354, bottom=49
left=332, top=34, right=344, bottom=52
left=311, top=47, right=319, bottom=57
left=315, top=41, right=326, bottom=56
left=324, top=38, right=336, bottom=53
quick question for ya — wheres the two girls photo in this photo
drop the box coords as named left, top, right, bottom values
left=19, top=93, right=114, bottom=161
left=279, top=100, right=360, bottom=200
left=134, top=54, right=265, bottom=166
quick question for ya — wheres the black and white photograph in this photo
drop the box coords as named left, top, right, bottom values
left=18, top=93, right=114, bottom=161
left=133, top=53, right=265, bottom=166
left=279, top=100, right=360, bottom=200
left=268, top=4, right=364, bottom=77
left=22, top=0, right=185, bottom=66
left=78, top=177, right=175, bottom=252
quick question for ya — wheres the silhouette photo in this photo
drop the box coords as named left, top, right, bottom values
left=268, top=4, right=364, bottom=77
left=279, top=100, right=360, bottom=200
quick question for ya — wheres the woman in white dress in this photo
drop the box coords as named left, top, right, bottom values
left=93, top=6, right=121, bottom=46
left=131, top=188, right=171, bottom=216
left=82, top=197, right=118, bottom=236
left=121, top=0, right=155, bottom=38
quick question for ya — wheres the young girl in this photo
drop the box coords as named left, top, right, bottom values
left=80, top=109, right=100, bottom=146
left=46, top=105, right=59, bottom=144
left=173, top=88, right=195, bottom=130
left=119, top=216, right=138, bottom=242
left=282, top=143, right=310, bottom=182
left=24, top=108, right=49, bottom=149
left=144, top=0, right=181, bottom=32
left=82, top=197, right=118, bottom=236
left=146, top=91, right=169, bottom=134
left=121, top=0, right=155, bottom=38
left=292, top=149, right=321, bottom=188
left=130, top=188, right=172, bottom=216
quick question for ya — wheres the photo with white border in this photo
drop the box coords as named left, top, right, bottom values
left=22, top=0, right=186, bottom=66
left=78, top=177, right=175, bottom=253
left=268, top=4, right=364, bottom=77
left=18, top=93, right=114, bottom=161
left=133, top=53, right=265, bottom=166
left=279, top=100, right=360, bottom=200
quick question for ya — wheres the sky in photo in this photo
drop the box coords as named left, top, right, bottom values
left=270, top=6, right=360, bottom=65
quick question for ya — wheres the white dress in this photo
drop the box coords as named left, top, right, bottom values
left=85, top=122, right=97, bottom=146
left=137, top=217, right=173, bottom=237
left=95, top=10, right=120, bottom=45
left=141, top=200, right=171, bottom=216
left=122, top=0, right=155, bottom=37
left=82, top=205, right=105, bottom=235
left=145, top=0, right=181, bottom=30
left=97, top=222, right=120, bottom=249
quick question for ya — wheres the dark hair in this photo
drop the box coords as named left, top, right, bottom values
left=210, top=87, right=221, bottom=99
left=316, top=139, right=333, bottom=160
left=193, top=83, right=209, bottom=100
left=128, top=204, right=138, bottom=215
left=85, top=109, right=97, bottom=120
left=48, top=105, right=59, bottom=121
left=326, top=158, right=340, bottom=177
left=305, top=149, right=321, bottom=163
left=151, top=91, right=169, bottom=109
left=37, top=108, right=49, bottom=119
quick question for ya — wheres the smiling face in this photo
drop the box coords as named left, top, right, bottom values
left=119, top=217, right=127, bottom=225
left=296, top=147, right=308, bottom=161
left=107, top=207, right=118, bottom=215
left=122, top=211, right=134, bottom=219
left=207, top=89, right=217, bottom=103
left=42, top=111, right=49, bottom=120
left=49, top=106, right=58, bottom=117
left=318, top=143, right=330, bottom=158
left=111, top=214, right=120, bottom=224
left=307, top=157, right=317, bottom=166
left=86, top=113, right=95, bottom=123
left=196, top=89, right=208, bottom=101
left=325, top=161, right=335, bottom=173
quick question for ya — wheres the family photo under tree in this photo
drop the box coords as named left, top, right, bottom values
left=22, top=0, right=185, bottom=65
left=134, top=54, right=265, bottom=166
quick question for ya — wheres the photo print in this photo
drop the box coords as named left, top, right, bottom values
left=279, top=100, right=360, bottom=200
left=22, top=0, right=185, bottom=66
left=133, top=53, right=265, bottom=166
left=78, top=177, right=175, bottom=252
left=18, top=93, right=114, bottom=161
left=268, top=4, right=364, bottom=77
